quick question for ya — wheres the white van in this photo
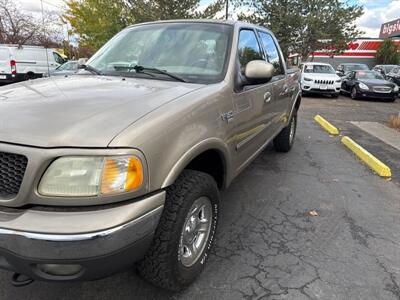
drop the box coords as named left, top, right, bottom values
left=0, top=45, right=66, bottom=84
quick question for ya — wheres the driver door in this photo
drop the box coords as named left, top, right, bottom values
left=232, top=29, right=275, bottom=174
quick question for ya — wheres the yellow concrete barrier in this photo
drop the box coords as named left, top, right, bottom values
left=314, top=115, right=339, bottom=135
left=341, top=136, right=392, bottom=177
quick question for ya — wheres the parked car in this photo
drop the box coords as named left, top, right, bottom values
left=341, top=70, right=398, bottom=101
left=52, top=60, right=79, bottom=76
left=0, top=20, right=301, bottom=290
left=336, top=63, right=369, bottom=77
left=372, top=64, right=398, bottom=79
left=386, top=65, right=400, bottom=85
left=386, top=66, right=400, bottom=98
left=0, top=45, right=65, bottom=84
left=299, top=62, right=341, bottom=97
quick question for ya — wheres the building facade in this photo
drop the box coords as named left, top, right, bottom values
left=310, top=39, right=400, bottom=69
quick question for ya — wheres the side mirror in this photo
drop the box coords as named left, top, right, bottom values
left=245, top=60, right=274, bottom=83
left=336, top=71, right=343, bottom=76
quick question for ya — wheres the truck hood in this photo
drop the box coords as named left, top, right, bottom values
left=0, top=75, right=203, bottom=147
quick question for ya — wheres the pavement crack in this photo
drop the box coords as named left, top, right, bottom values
left=343, top=211, right=375, bottom=248
left=376, top=258, right=400, bottom=300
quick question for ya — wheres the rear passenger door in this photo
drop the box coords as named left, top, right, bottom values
left=257, top=30, right=291, bottom=132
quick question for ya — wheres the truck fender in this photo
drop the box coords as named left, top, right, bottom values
left=161, top=138, right=232, bottom=189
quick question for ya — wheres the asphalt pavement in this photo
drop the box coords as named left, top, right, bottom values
left=1, top=95, right=399, bottom=300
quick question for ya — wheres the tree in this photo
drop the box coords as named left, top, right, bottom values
left=63, top=0, right=132, bottom=52
left=376, top=39, right=399, bottom=65
left=0, top=0, right=62, bottom=46
left=64, top=0, right=225, bottom=53
left=125, top=0, right=225, bottom=23
left=238, top=0, right=364, bottom=59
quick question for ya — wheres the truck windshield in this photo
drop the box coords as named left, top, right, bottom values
left=86, top=23, right=233, bottom=84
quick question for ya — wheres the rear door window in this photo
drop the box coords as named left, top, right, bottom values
left=257, top=31, right=284, bottom=76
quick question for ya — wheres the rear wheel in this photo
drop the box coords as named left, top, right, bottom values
left=273, top=109, right=297, bottom=152
left=24, top=73, right=35, bottom=81
left=138, top=170, right=219, bottom=291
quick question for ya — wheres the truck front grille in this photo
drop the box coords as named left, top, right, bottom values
left=0, top=152, right=28, bottom=198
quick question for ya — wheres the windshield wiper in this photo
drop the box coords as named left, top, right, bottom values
left=79, top=64, right=102, bottom=75
left=114, top=65, right=187, bottom=83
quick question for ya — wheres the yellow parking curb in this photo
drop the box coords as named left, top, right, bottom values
left=341, top=136, right=392, bottom=177
left=314, top=115, right=339, bottom=135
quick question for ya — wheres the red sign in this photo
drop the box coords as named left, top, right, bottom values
left=380, top=18, right=400, bottom=38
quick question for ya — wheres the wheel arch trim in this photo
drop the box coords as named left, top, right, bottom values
left=161, top=138, right=232, bottom=189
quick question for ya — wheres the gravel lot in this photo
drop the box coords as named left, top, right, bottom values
left=1, top=95, right=399, bottom=300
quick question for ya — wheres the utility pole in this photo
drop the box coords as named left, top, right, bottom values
left=40, top=0, right=51, bottom=77
left=225, top=0, right=229, bottom=20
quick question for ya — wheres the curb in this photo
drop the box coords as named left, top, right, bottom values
left=314, top=115, right=339, bottom=135
left=341, top=136, right=392, bottom=178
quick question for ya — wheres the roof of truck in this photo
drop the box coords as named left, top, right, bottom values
left=127, top=19, right=259, bottom=28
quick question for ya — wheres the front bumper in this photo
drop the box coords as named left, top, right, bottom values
left=301, top=83, right=341, bottom=95
left=357, top=90, right=397, bottom=100
left=0, top=191, right=165, bottom=281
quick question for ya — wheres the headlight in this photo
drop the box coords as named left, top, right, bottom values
left=394, top=85, right=399, bottom=92
left=359, top=83, right=369, bottom=90
left=304, top=77, right=313, bottom=82
left=38, top=156, right=143, bottom=197
left=335, top=79, right=342, bottom=83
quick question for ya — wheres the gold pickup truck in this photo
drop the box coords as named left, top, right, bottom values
left=0, top=19, right=301, bottom=290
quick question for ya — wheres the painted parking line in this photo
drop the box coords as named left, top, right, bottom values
left=341, top=136, right=392, bottom=178
left=314, top=115, right=340, bottom=135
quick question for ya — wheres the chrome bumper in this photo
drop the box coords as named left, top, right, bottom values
left=0, top=191, right=165, bottom=281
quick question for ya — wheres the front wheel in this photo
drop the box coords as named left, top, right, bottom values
left=351, top=86, right=359, bottom=100
left=273, top=109, right=297, bottom=152
left=138, top=170, right=219, bottom=291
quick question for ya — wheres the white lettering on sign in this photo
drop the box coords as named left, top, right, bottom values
left=381, top=19, right=400, bottom=37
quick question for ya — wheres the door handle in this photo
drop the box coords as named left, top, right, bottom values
left=264, top=92, right=272, bottom=103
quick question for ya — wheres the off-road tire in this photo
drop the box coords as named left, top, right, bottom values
left=273, top=109, right=297, bottom=152
left=137, top=170, right=219, bottom=291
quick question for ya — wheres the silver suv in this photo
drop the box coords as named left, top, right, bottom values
left=0, top=20, right=301, bottom=290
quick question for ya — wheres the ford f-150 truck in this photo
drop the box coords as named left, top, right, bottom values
left=0, top=20, right=301, bottom=291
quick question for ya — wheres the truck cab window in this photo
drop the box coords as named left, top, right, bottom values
left=238, top=29, right=263, bottom=71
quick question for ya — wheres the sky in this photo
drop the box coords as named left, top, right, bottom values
left=14, top=0, right=400, bottom=39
